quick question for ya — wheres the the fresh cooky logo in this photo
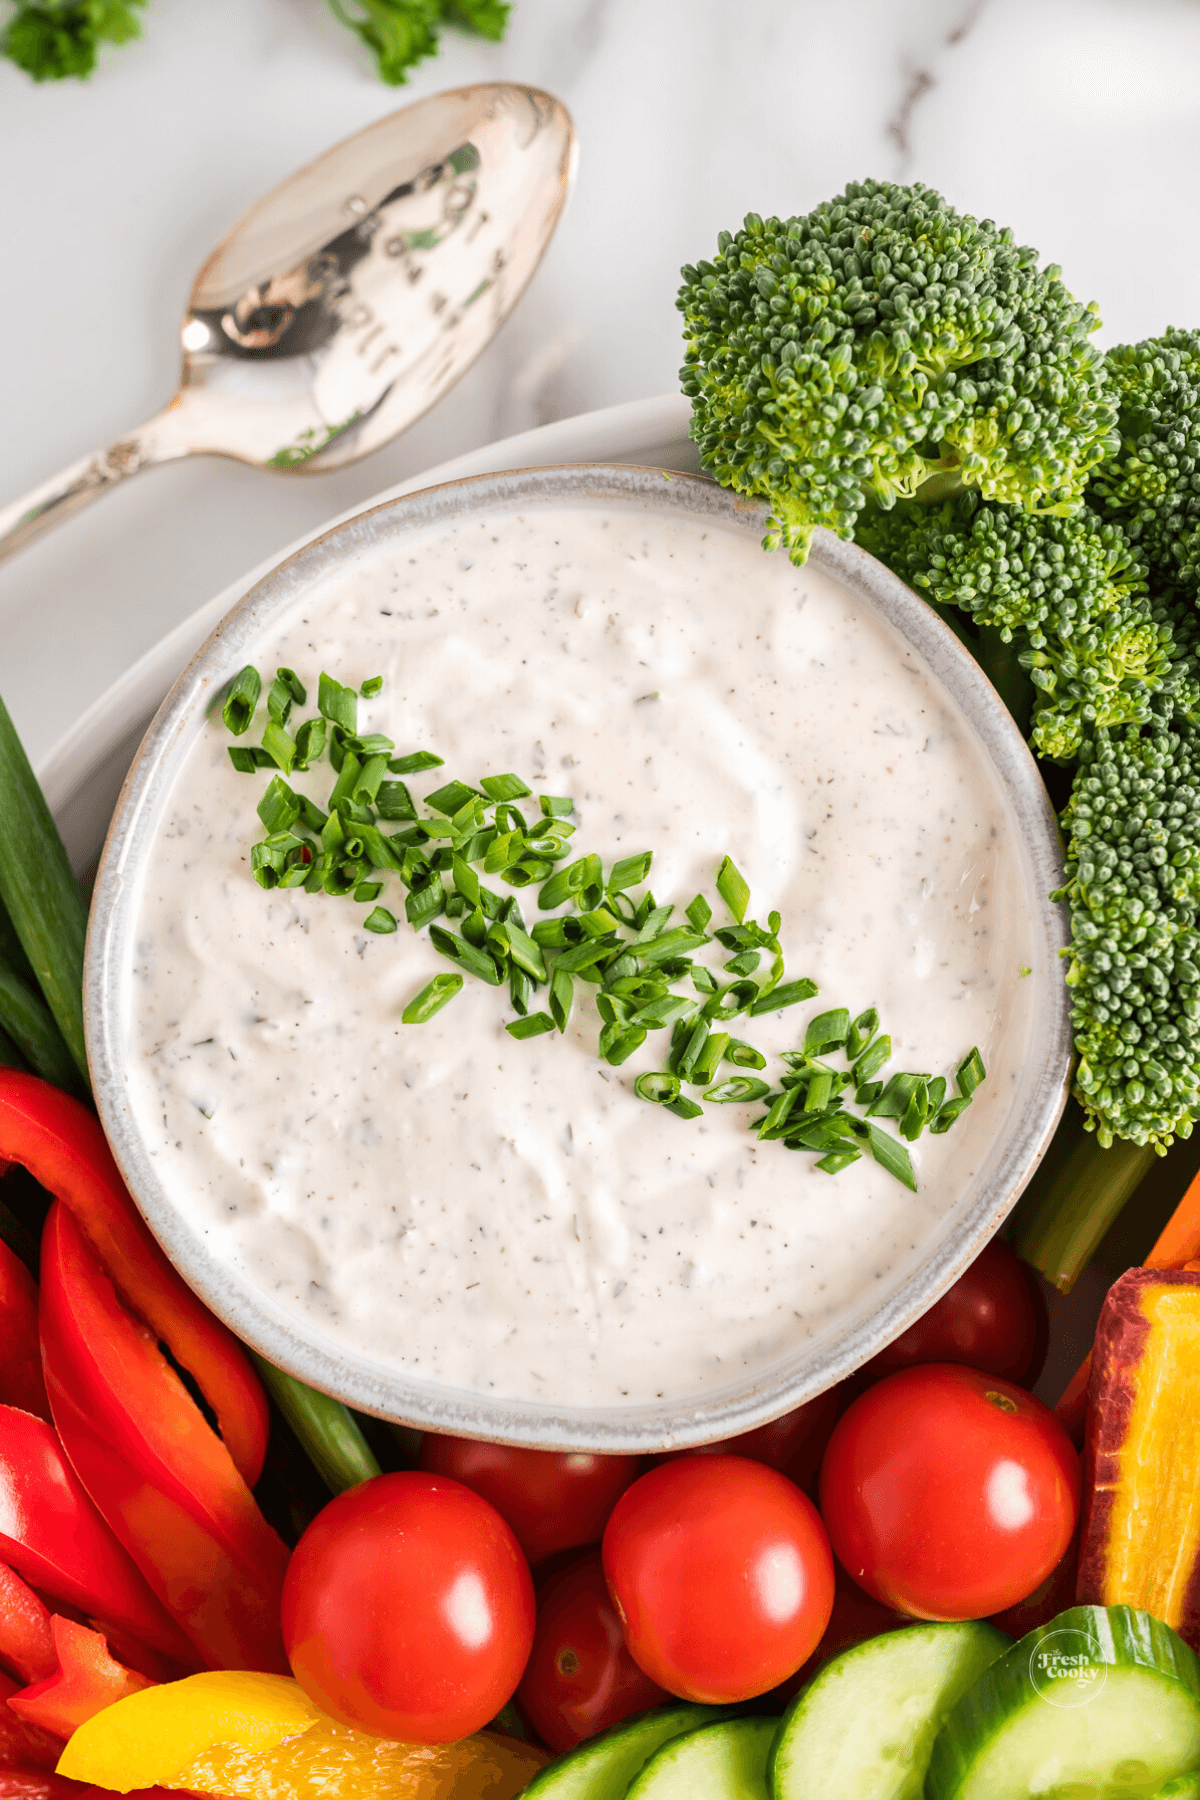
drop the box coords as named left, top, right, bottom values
left=1029, top=1629, right=1108, bottom=1708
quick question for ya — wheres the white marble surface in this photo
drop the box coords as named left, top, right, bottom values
left=3, top=0, right=1199, bottom=764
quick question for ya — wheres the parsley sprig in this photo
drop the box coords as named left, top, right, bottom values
left=224, top=664, right=986, bottom=1189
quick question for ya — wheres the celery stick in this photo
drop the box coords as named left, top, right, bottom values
left=251, top=1353, right=381, bottom=1494
left=0, top=697, right=88, bottom=1083
left=1009, top=1099, right=1156, bottom=1292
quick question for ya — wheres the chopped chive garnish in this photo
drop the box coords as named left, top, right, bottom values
left=268, top=673, right=300, bottom=727
left=930, top=1095, right=972, bottom=1133
left=716, top=855, right=750, bottom=923
left=609, top=852, right=653, bottom=893
left=816, top=1149, right=862, bottom=1175
left=635, top=1071, right=682, bottom=1104
left=852, top=1034, right=891, bottom=1083
left=690, top=1030, right=730, bottom=1085
left=506, top=1012, right=555, bottom=1039
left=957, top=1047, right=986, bottom=1098
left=865, top=1122, right=917, bottom=1191
left=361, top=676, right=384, bottom=697
left=257, top=777, right=301, bottom=834
left=704, top=1076, right=771, bottom=1103
left=664, top=1096, right=703, bottom=1120
left=260, top=720, right=296, bottom=773
left=228, top=746, right=259, bottom=773
left=402, top=972, right=462, bottom=1021
left=480, top=773, right=532, bottom=802
left=899, top=1078, right=930, bottom=1142
left=390, top=750, right=444, bottom=774
left=846, top=1008, right=879, bottom=1060
left=724, top=950, right=761, bottom=977
left=429, top=924, right=503, bottom=985
left=726, top=1038, right=766, bottom=1069
left=405, top=877, right=446, bottom=930
left=363, top=905, right=396, bottom=933
left=685, top=893, right=713, bottom=933
left=222, top=666, right=261, bottom=735
left=293, top=717, right=327, bottom=770
left=376, top=780, right=416, bottom=821
left=354, top=882, right=383, bottom=904
left=549, top=968, right=573, bottom=1033
left=425, top=779, right=479, bottom=816
left=318, top=673, right=358, bottom=733
left=749, top=977, right=819, bottom=1016
left=540, top=794, right=574, bottom=817
left=600, top=1023, right=646, bottom=1066
left=803, top=1008, right=851, bottom=1056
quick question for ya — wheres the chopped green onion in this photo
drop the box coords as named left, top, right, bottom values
left=352, top=754, right=390, bottom=807
left=506, top=1012, right=555, bottom=1039
left=868, top=1072, right=929, bottom=1120
left=376, top=780, right=416, bottom=821
left=390, top=750, right=444, bottom=774
left=930, top=1095, right=972, bottom=1134
left=361, top=676, right=384, bottom=697
left=364, top=907, right=397, bottom=933
left=803, top=1008, right=850, bottom=1056
left=926, top=1076, right=947, bottom=1115
left=957, top=1047, right=987, bottom=1098
left=716, top=855, right=750, bottom=923
left=804, top=1069, right=834, bottom=1112
left=704, top=1076, right=771, bottom=1104
left=899, top=1078, right=930, bottom=1142
left=425, top=779, right=479, bottom=816
left=267, top=673, right=298, bottom=727
left=608, top=852, right=653, bottom=893
left=750, top=977, right=819, bottom=1016
left=845, top=1008, right=879, bottom=1060
left=690, top=1030, right=730, bottom=1085
left=816, top=1149, right=862, bottom=1175
left=758, top=1085, right=802, bottom=1138
left=228, top=746, right=259, bottom=773
left=509, top=965, right=532, bottom=1015
left=406, top=877, right=447, bottom=930
left=354, top=882, right=383, bottom=904
left=630, top=995, right=696, bottom=1030
left=429, top=925, right=503, bottom=985
left=865, top=1121, right=916, bottom=1191
left=685, top=893, right=713, bottom=932
left=549, top=968, right=573, bottom=1032
left=293, top=717, right=327, bottom=770
left=222, top=666, right=261, bottom=735
left=635, top=1071, right=682, bottom=1104
left=706, top=978, right=759, bottom=1021
left=402, top=972, right=463, bottom=1022
left=276, top=668, right=306, bottom=705
left=260, top=720, right=296, bottom=773
left=855, top=1080, right=883, bottom=1106
left=256, top=777, right=301, bottom=834
left=599, top=1022, right=646, bottom=1065
left=675, top=1020, right=710, bottom=1081
left=664, top=1095, right=704, bottom=1120
left=638, top=931, right=709, bottom=966
left=852, top=1034, right=891, bottom=1084
left=318, top=673, right=358, bottom=733
left=480, top=774, right=532, bottom=802
left=724, top=950, right=761, bottom=976
left=540, top=794, right=574, bottom=818
left=690, top=966, right=718, bottom=996
left=726, top=1038, right=766, bottom=1070
left=355, top=734, right=395, bottom=756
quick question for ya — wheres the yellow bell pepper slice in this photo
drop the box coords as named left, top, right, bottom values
left=57, top=1670, right=321, bottom=1791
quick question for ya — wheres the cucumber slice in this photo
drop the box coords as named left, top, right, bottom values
left=927, top=1605, right=1200, bottom=1799
left=768, top=1620, right=1008, bottom=1800
left=628, top=1718, right=779, bottom=1800
left=523, top=1705, right=727, bottom=1800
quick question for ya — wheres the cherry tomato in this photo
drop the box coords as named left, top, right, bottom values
left=819, top=1365, right=1079, bottom=1621
left=420, top=1436, right=640, bottom=1565
left=757, top=1564, right=910, bottom=1710
left=517, top=1550, right=668, bottom=1751
left=862, top=1239, right=1049, bottom=1387
left=654, top=1390, right=840, bottom=1490
left=281, top=1471, right=535, bottom=1742
left=602, top=1456, right=834, bottom=1703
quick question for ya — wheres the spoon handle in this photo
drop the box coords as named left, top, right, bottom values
left=0, top=404, right=192, bottom=565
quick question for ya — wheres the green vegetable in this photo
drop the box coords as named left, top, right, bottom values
left=0, top=696, right=89, bottom=1083
left=926, top=1605, right=1200, bottom=1799
left=1, top=0, right=145, bottom=81
left=401, top=972, right=463, bottom=1023
left=628, top=1719, right=777, bottom=1800
left=0, top=960, right=83, bottom=1094
left=522, top=1705, right=726, bottom=1800
left=325, top=0, right=509, bottom=86
left=679, top=180, right=1117, bottom=565
left=250, top=1353, right=381, bottom=1497
left=770, top=1621, right=1008, bottom=1800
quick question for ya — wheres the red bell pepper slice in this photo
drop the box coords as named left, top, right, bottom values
left=0, top=1073, right=266, bottom=1488
left=0, top=1410, right=191, bottom=1671
left=0, top=1566, right=54, bottom=1688
left=8, top=1619, right=154, bottom=1740
left=39, top=1203, right=289, bottom=1674
left=0, top=1777, right=193, bottom=1799
left=0, top=1674, right=60, bottom=1773
left=0, top=1243, right=48, bottom=1424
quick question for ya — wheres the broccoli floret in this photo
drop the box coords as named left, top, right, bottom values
left=677, top=180, right=1119, bottom=564
left=0, top=0, right=144, bottom=79
left=1053, top=712, right=1200, bottom=1150
left=855, top=496, right=1188, bottom=761
left=1090, top=329, right=1200, bottom=595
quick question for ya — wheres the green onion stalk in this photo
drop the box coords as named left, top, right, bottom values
left=0, top=692, right=376, bottom=1497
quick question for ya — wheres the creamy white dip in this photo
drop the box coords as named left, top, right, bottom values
left=122, top=497, right=1036, bottom=1410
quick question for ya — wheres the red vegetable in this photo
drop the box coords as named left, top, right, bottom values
left=0, top=1671, right=61, bottom=1771
left=0, top=1241, right=48, bottom=1422
left=819, top=1365, right=1079, bottom=1621
left=39, top=1202, right=289, bottom=1674
left=862, top=1240, right=1048, bottom=1388
left=419, top=1437, right=639, bottom=1565
left=0, top=1071, right=266, bottom=1487
left=0, top=1565, right=54, bottom=1687
left=517, top=1551, right=668, bottom=1752
left=654, top=1391, right=841, bottom=1490
left=0, top=1408, right=190, bottom=1668
left=8, top=1618, right=155, bottom=1739
left=602, top=1456, right=834, bottom=1704
left=282, top=1471, right=536, bottom=1743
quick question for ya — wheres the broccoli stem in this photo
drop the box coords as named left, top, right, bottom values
left=1008, top=1098, right=1157, bottom=1291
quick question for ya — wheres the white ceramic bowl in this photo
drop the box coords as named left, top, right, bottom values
left=84, top=463, right=1071, bottom=1451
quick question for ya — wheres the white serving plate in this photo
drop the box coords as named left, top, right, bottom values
left=39, top=394, right=701, bottom=876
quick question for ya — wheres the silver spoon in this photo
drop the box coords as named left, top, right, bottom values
left=0, top=83, right=575, bottom=564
